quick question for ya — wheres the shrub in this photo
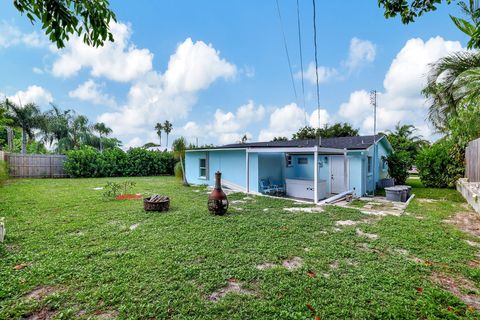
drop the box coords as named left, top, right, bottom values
left=383, top=151, right=410, bottom=185
left=97, top=148, right=127, bottom=177
left=64, top=146, right=99, bottom=178
left=65, top=147, right=175, bottom=178
left=416, top=139, right=464, bottom=188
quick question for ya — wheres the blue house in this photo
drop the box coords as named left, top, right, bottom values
left=185, top=135, right=393, bottom=203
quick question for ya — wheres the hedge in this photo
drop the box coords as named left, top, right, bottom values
left=64, top=146, right=175, bottom=178
left=416, top=139, right=464, bottom=188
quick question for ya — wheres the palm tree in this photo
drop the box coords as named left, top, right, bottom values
left=93, top=122, right=112, bottom=152
left=5, top=100, right=41, bottom=154
left=386, top=123, right=429, bottom=162
left=163, top=120, right=173, bottom=148
left=423, top=51, right=480, bottom=132
left=172, top=137, right=189, bottom=186
left=155, top=122, right=163, bottom=146
left=39, top=104, right=72, bottom=152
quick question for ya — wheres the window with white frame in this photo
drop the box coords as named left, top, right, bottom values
left=199, top=158, right=208, bottom=178
left=367, top=156, right=373, bottom=173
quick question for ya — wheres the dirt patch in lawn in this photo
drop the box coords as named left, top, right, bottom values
left=468, top=260, right=480, bottom=268
left=26, top=307, right=57, bottom=320
left=430, top=271, right=480, bottom=310
left=92, top=310, right=119, bottom=319
left=25, top=286, right=59, bottom=300
left=282, top=256, right=304, bottom=270
left=129, top=223, right=139, bottom=230
left=256, top=257, right=304, bottom=270
left=256, top=262, right=277, bottom=270
left=283, top=207, right=323, bottom=213
left=444, top=212, right=480, bottom=237
left=335, top=220, right=360, bottom=226
left=208, top=278, right=256, bottom=302
left=356, top=229, right=378, bottom=240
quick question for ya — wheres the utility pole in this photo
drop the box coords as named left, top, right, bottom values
left=370, top=90, right=377, bottom=196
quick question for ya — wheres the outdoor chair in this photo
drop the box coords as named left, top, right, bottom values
left=271, top=180, right=286, bottom=195
left=259, top=179, right=276, bottom=195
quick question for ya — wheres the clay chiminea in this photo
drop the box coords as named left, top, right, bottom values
left=208, top=171, right=229, bottom=215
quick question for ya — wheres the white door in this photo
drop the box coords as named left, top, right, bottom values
left=330, top=156, right=346, bottom=194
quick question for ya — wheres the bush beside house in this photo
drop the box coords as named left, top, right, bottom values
left=416, top=139, right=464, bottom=188
left=65, top=146, right=175, bottom=178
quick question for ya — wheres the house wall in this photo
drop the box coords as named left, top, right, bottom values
left=248, top=153, right=259, bottom=193
left=365, top=138, right=391, bottom=193
left=185, top=150, right=247, bottom=189
left=348, top=154, right=363, bottom=196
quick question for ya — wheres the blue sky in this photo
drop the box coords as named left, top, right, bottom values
left=0, top=1, right=469, bottom=148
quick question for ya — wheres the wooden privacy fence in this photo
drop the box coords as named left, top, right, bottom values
left=4, top=153, right=67, bottom=178
left=466, top=138, right=480, bottom=182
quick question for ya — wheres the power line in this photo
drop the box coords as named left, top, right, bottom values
left=296, top=0, right=307, bottom=125
left=312, top=0, right=321, bottom=138
left=275, top=0, right=298, bottom=104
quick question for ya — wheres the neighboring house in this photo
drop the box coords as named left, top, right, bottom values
left=185, top=135, right=393, bottom=203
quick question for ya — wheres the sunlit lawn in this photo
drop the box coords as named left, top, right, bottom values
left=0, top=176, right=479, bottom=319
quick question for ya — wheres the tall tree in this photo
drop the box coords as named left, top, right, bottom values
left=93, top=122, right=112, bottom=152
left=155, top=123, right=163, bottom=146
left=385, top=123, right=429, bottom=163
left=39, top=104, right=72, bottom=151
left=163, top=120, right=173, bottom=148
left=423, top=51, right=480, bottom=132
left=379, top=1, right=480, bottom=48
left=4, top=100, right=41, bottom=154
left=13, top=0, right=116, bottom=48
left=292, top=123, right=359, bottom=140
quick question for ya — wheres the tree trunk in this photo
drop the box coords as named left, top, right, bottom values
left=99, top=134, right=103, bottom=152
left=166, top=134, right=169, bottom=148
left=159, top=133, right=162, bottom=146
left=179, top=155, right=189, bottom=186
left=21, top=127, right=27, bottom=154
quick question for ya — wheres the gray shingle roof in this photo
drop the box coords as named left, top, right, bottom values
left=210, top=135, right=385, bottom=150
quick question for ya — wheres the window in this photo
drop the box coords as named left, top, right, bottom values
left=367, top=156, right=372, bottom=173
left=199, top=158, right=208, bottom=178
left=382, top=159, right=387, bottom=171
left=285, top=154, right=292, bottom=167
left=298, top=157, right=308, bottom=165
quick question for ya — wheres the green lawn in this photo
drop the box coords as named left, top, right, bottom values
left=1, top=177, right=479, bottom=319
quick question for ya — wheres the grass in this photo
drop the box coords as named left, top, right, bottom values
left=0, top=160, right=8, bottom=184
left=0, top=176, right=479, bottom=319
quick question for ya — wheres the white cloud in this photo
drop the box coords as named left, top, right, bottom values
left=98, top=38, right=237, bottom=138
left=297, top=62, right=337, bottom=85
left=69, top=79, right=116, bottom=108
left=309, top=109, right=330, bottom=128
left=52, top=21, right=153, bottom=82
left=7, top=85, right=53, bottom=106
left=163, top=38, right=236, bottom=93
left=176, top=101, right=264, bottom=145
left=124, top=137, right=143, bottom=150
left=0, top=21, right=47, bottom=48
left=344, top=38, right=376, bottom=71
left=258, top=103, right=330, bottom=141
left=337, top=37, right=463, bottom=139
